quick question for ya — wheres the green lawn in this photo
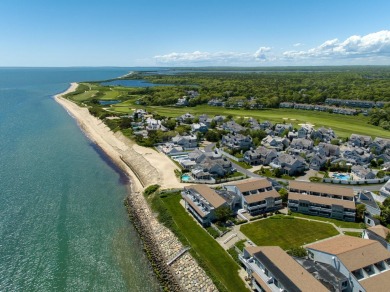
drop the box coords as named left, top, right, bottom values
left=108, top=106, right=134, bottom=114
left=113, top=99, right=138, bottom=107
left=231, top=160, right=252, bottom=169
left=254, top=168, right=295, bottom=180
left=291, top=212, right=364, bottom=229
left=240, top=216, right=339, bottom=250
left=71, top=90, right=98, bottom=101
left=343, top=231, right=362, bottom=237
left=155, top=193, right=248, bottom=292
left=100, top=90, right=121, bottom=100
left=67, top=83, right=390, bottom=139
left=226, top=171, right=246, bottom=178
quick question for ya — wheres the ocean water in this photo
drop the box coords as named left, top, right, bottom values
left=0, top=68, right=160, bottom=291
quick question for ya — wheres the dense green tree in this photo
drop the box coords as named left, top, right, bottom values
left=287, top=247, right=307, bottom=258
left=278, top=188, right=288, bottom=202
left=274, top=168, right=283, bottom=178
left=205, top=130, right=221, bottom=142
left=215, top=206, right=233, bottom=223
left=119, top=118, right=132, bottom=129
left=356, top=204, right=366, bottom=221
left=162, top=118, right=177, bottom=130
left=377, top=170, right=385, bottom=178
left=383, top=197, right=390, bottom=208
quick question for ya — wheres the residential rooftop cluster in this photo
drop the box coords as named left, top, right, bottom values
left=240, top=234, right=390, bottom=292
left=121, top=105, right=390, bottom=292
left=143, top=110, right=390, bottom=182
left=179, top=175, right=390, bottom=292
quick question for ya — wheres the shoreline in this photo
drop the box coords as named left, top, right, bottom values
left=54, top=82, right=144, bottom=193
left=54, top=83, right=217, bottom=291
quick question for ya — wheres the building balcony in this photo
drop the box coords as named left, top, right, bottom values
left=247, top=203, right=267, bottom=211
left=288, top=202, right=299, bottom=207
left=309, top=206, right=321, bottom=211
left=244, top=258, right=282, bottom=292
left=187, top=205, right=208, bottom=224
left=344, top=211, right=356, bottom=216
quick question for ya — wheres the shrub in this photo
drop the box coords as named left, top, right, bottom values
left=143, top=184, right=160, bottom=196
left=174, top=169, right=181, bottom=178
left=309, top=176, right=322, bottom=183
left=206, top=227, right=220, bottom=238
left=227, top=247, right=240, bottom=264
left=234, top=220, right=247, bottom=225
left=377, top=170, right=385, bottom=178
left=287, top=246, right=307, bottom=258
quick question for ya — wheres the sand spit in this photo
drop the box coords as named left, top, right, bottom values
left=54, top=83, right=217, bottom=291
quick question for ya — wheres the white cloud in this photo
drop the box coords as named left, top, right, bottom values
left=154, top=47, right=273, bottom=65
left=254, top=47, right=271, bottom=60
left=283, top=30, right=390, bottom=60
left=154, top=50, right=249, bottom=64
left=153, top=31, right=390, bottom=66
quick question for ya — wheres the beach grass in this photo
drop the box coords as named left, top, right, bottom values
left=240, top=216, right=339, bottom=250
left=290, top=212, right=363, bottom=228
left=153, top=192, right=248, bottom=292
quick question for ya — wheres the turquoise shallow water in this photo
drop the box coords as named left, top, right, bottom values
left=0, top=68, right=160, bottom=291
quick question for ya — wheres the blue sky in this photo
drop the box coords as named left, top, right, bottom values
left=0, top=0, right=389, bottom=66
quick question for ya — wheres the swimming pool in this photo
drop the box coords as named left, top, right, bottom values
left=332, top=173, right=350, bottom=181
left=181, top=174, right=191, bottom=182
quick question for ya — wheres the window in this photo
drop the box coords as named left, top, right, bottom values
left=363, top=265, right=374, bottom=276
left=375, top=262, right=386, bottom=271
left=274, top=278, right=279, bottom=288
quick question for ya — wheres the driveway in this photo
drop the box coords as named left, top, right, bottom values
left=297, top=169, right=321, bottom=181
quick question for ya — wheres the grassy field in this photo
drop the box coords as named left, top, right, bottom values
left=291, top=212, right=364, bottom=228
left=240, top=216, right=339, bottom=250
left=100, top=90, right=121, bottom=100
left=155, top=193, right=248, bottom=292
left=343, top=231, right=362, bottom=237
left=71, top=90, right=98, bottom=101
left=139, top=106, right=389, bottom=138
left=67, top=83, right=390, bottom=138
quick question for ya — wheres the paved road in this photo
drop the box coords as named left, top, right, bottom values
left=229, top=161, right=287, bottom=190
left=231, top=161, right=262, bottom=178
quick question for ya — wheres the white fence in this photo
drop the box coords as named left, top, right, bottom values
left=323, top=176, right=389, bottom=185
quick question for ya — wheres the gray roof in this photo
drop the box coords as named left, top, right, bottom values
left=276, top=153, right=306, bottom=165
left=295, top=258, right=348, bottom=292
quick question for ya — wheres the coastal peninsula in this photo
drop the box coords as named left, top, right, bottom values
left=54, top=83, right=217, bottom=291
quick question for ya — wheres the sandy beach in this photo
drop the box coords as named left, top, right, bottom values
left=54, top=82, right=184, bottom=192
left=54, top=83, right=216, bottom=291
